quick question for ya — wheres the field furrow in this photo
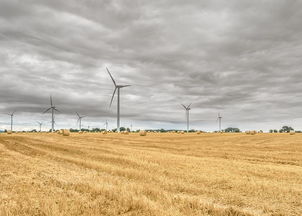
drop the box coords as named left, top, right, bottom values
left=0, top=133, right=301, bottom=216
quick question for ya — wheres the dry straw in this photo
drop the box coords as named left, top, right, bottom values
left=290, top=130, right=295, bottom=135
left=245, top=131, right=256, bottom=135
left=62, top=129, right=70, bottom=136
left=139, top=130, right=147, bottom=136
left=250, top=130, right=257, bottom=135
left=57, top=130, right=63, bottom=135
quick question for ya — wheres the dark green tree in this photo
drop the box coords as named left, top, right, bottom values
left=224, top=127, right=241, bottom=133
left=91, top=128, right=101, bottom=132
left=279, top=126, right=294, bottom=133
left=120, top=127, right=126, bottom=132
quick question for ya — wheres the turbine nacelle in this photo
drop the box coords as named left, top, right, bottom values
left=181, top=104, right=192, bottom=111
left=76, top=112, right=86, bottom=120
left=43, top=96, right=60, bottom=113
left=217, top=113, right=222, bottom=120
left=7, top=111, right=15, bottom=117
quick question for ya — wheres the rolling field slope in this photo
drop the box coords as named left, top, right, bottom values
left=0, top=133, right=301, bottom=216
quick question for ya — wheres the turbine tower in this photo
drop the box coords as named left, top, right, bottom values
left=106, top=67, right=131, bottom=133
left=217, top=113, right=222, bottom=132
left=37, top=121, right=43, bottom=132
left=43, top=96, right=60, bottom=132
left=181, top=104, right=192, bottom=133
left=76, top=112, right=85, bottom=131
left=8, top=112, right=15, bottom=131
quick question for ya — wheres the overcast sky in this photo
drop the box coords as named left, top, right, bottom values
left=0, top=0, right=302, bottom=131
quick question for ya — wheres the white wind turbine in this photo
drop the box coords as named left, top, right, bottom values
left=217, top=113, right=222, bottom=132
left=104, top=120, right=108, bottom=131
left=37, top=121, right=43, bottom=132
left=43, top=96, right=60, bottom=132
left=181, top=104, right=192, bottom=133
left=76, top=112, right=86, bottom=131
left=106, top=67, right=131, bottom=133
left=7, top=111, right=15, bottom=131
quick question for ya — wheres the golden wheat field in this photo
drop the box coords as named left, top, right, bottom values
left=0, top=132, right=301, bottom=216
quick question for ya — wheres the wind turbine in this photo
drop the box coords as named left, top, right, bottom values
left=8, top=112, right=15, bottom=131
left=43, top=96, right=60, bottom=132
left=104, top=120, right=108, bottom=131
left=217, top=113, right=222, bottom=132
left=106, top=67, right=131, bottom=133
left=37, top=121, right=43, bottom=132
left=181, top=104, right=192, bottom=133
left=76, top=112, right=85, bottom=131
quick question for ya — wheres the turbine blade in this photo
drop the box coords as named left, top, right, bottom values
left=120, top=85, right=131, bottom=88
left=76, top=112, right=80, bottom=118
left=109, top=87, right=117, bottom=107
left=50, top=96, right=53, bottom=107
left=188, top=103, right=192, bottom=108
left=106, top=67, right=117, bottom=87
left=43, top=108, right=51, bottom=113
left=54, top=108, right=61, bottom=113
left=181, top=104, right=186, bottom=109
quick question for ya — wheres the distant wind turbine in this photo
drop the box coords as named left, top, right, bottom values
left=43, top=96, right=60, bottom=132
left=8, top=112, right=15, bottom=131
left=104, top=120, right=108, bottom=131
left=106, top=67, right=131, bottom=132
left=76, top=112, right=86, bottom=131
left=181, top=104, right=192, bottom=133
left=217, top=113, right=222, bottom=132
left=37, top=121, right=43, bottom=132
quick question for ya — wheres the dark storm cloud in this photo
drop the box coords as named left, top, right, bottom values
left=1, top=0, right=302, bottom=131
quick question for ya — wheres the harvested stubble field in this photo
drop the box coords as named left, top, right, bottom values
left=0, top=133, right=301, bottom=216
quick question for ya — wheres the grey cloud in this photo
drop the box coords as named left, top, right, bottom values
left=0, top=0, right=302, bottom=131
